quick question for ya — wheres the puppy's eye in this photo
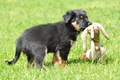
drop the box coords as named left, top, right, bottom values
left=80, top=16, right=84, bottom=19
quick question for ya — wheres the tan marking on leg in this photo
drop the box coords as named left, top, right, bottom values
left=52, top=50, right=62, bottom=66
left=70, top=40, right=75, bottom=46
left=52, top=50, right=66, bottom=68
left=21, top=48, right=25, bottom=53
left=27, top=59, right=34, bottom=67
left=71, top=22, right=80, bottom=31
left=60, top=60, right=66, bottom=68
left=42, top=48, right=48, bottom=70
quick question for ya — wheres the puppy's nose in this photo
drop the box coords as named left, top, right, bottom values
left=88, top=22, right=92, bottom=26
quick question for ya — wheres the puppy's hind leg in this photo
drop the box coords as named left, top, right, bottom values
left=27, top=55, right=34, bottom=67
left=33, top=46, right=47, bottom=70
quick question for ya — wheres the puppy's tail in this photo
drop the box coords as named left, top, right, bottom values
left=5, top=44, right=22, bottom=65
left=93, top=23, right=110, bottom=40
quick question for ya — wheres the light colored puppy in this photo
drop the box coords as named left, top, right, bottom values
left=81, top=23, right=110, bottom=62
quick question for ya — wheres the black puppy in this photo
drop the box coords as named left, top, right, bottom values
left=6, top=9, right=91, bottom=69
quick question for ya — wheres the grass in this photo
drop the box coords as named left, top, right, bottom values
left=0, top=0, right=120, bottom=80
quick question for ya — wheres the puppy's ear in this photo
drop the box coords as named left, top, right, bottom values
left=83, top=10, right=86, bottom=14
left=63, top=10, right=75, bottom=23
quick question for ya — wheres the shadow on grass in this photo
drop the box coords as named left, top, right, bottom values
left=42, top=56, right=117, bottom=69
left=67, top=57, right=116, bottom=65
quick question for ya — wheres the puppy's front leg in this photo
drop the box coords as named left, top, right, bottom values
left=52, top=50, right=67, bottom=68
left=52, top=50, right=62, bottom=66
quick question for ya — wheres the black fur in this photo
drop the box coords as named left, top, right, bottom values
left=6, top=9, right=91, bottom=69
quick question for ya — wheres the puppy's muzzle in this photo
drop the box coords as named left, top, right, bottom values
left=80, top=28, right=85, bottom=31
left=88, top=22, right=92, bottom=26
left=80, top=22, right=92, bottom=31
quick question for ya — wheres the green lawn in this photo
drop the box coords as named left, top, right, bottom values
left=0, top=0, right=120, bottom=80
